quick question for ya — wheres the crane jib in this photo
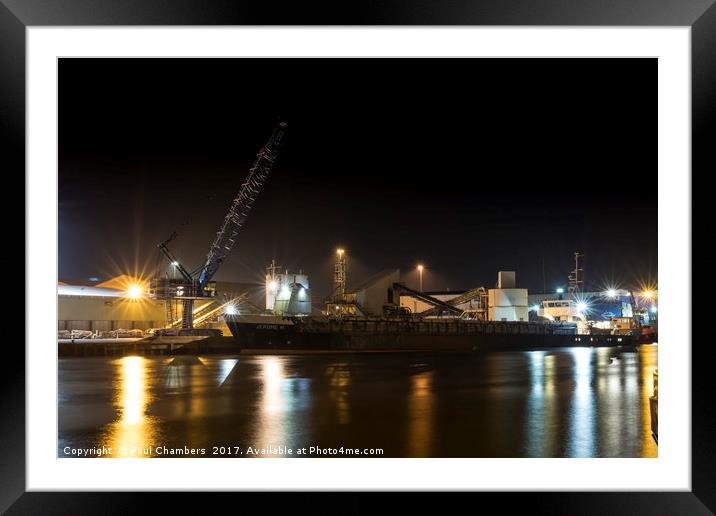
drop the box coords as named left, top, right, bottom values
left=197, top=121, right=286, bottom=289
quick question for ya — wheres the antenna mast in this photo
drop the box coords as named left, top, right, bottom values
left=568, top=251, right=584, bottom=300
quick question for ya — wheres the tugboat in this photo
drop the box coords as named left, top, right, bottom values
left=650, top=369, right=658, bottom=444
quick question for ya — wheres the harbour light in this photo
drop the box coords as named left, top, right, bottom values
left=126, top=284, right=143, bottom=299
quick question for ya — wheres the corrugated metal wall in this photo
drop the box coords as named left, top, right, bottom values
left=58, top=295, right=166, bottom=331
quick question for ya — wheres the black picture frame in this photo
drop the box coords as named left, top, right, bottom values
left=3, top=1, right=710, bottom=513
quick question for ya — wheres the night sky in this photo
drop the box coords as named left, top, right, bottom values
left=59, top=58, right=657, bottom=298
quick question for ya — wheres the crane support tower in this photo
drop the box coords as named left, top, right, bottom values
left=150, top=121, right=287, bottom=329
left=334, top=248, right=347, bottom=302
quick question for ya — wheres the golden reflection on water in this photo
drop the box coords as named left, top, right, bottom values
left=105, top=356, right=159, bottom=457
left=257, top=356, right=291, bottom=447
left=84, top=348, right=657, bottom=458
left=184, top=361, right=208, bottom=446
left=262, top=356, right=286, bottom=415
left=407, top=371, right=434, bottom=457
left=640, top=346, right=658, bottom=458
left=253, top=356, right=313, bottom=451
left=326, top=363, right=351, bottom=425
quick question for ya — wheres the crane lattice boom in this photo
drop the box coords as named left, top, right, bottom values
left=197, top=121, right=287, bottom=288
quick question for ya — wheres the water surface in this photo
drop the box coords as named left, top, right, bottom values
left=58, top=346, right=657, bottom=458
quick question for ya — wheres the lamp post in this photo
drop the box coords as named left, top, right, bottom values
left=417, top=265, right=424, bottom=292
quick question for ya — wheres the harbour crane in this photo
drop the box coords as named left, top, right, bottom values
left=150, top=121, right=287, bottom=330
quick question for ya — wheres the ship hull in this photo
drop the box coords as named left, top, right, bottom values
left=226, top=316, right=635, bottom=352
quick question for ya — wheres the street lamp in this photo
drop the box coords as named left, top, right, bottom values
left=417, top=265, right=424, bottom=292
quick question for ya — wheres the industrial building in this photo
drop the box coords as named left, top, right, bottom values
left=346, top=269, right=401, bottom=316
left=58, top=274, right=260, bottom=333
left=399, top=271, right=528, bottom=322
left=400, top=289, right=477, bottom=314
left=487, top=271, right=529, bottom=322
left=264, top=260, right=313, bottom=316
left=326, top=267, right=401, bottom=317
left=321, top=248, right=530, bottom=322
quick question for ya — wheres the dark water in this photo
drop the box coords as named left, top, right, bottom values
left=58, top=346, right=657, bottom=458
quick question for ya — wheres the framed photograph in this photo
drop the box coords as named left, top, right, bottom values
left=5, top=0, right=710, bottom=512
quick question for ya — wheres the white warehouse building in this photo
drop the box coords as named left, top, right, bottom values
left=265, top=262, right=312, bottom=316
left=487, top=271, right=529, bottom=322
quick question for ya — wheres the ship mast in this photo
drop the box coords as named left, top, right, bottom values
left=568, top=251, right=584, bottom=302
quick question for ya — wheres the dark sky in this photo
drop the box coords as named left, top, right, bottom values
left=59, top=58, right=657, bottom=298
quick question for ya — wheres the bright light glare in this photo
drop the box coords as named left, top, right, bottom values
left=556, top=288, right=564, bottom=294
left=225, top=305, right=238, bottom=315
left=606, top=289, right=617, bottom=298
left=268, top=281, right=278, bottom=291
left=642, top=290, right=654, bottom=299
left=417, top=264, right=424, bottom=271
left=650, top=306, right=658, bottom=313
left=576, top=301, right=588, bottom=313
left=126, top=285, right=143, bottom=299
left=336, top=248, right=345, bottom=256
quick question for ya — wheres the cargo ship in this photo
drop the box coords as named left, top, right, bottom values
left=225, top=266, right=640, bottom=353
left=225, top=313, right=634, bottom=352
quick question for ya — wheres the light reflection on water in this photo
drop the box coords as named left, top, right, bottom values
left=407, top=371, right=434, bottom=457
left=326, top=362, right=351, bottom=425
left=58, top=346, right=657, bottom=458
left=254, top=356, right=313, bottom=452
left=258, top=356, right=289, bottom=446
left=525, top=351, right=546, bottom=457
left=105, top=356, right=161, bottom=457
left=567, top=347, right=596, bottom=457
